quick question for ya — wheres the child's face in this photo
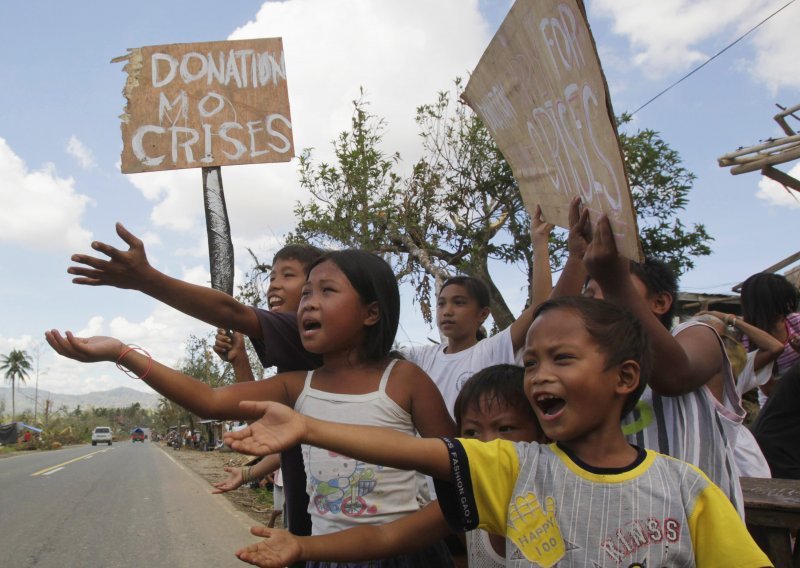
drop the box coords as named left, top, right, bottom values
left=523, top=309, right=631, bottom=445
left=298, top=260, right=376, bottom=354
left=584, top=275, right=669, bottom=321
left=267, top=258, right=306, bottom=313
left=436, top=284, right=490, bottom=342
left=460, top=396, right=542, bottom=444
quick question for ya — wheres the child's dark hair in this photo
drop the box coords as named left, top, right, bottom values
left=741, top=273, right=799, bottom=332
left=453, top=364, right=539, bottom=434
left=629, top=257, right=679, bottom=329
left=273, top=243, right=325, bottom=270
left=534, top=297, right=651, bottom=419
left=309, top=250, right=400, bottom=361
left=440, top=276, right=491, bottom=340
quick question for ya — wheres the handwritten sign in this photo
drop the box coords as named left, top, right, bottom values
left=463, top=0, right=642, bottom=261
left=115, top=38, right=294, bottom=174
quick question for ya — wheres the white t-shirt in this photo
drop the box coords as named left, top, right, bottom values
left=404, top=327, right=516, bottom=417
left=730, top=351, right=772, bottom=478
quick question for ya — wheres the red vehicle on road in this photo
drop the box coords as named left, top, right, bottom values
left=131, top=428, right=146, bottom=443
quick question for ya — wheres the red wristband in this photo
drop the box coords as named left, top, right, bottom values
left=116, top=345, right=152, bottom=380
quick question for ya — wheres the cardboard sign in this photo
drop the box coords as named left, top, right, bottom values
left=115, top=38, right=294, bottom=173
left=463, top=0, right=642, bottom=261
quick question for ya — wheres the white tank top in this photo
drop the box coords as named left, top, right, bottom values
left=295, top=360, right=421, bottom=535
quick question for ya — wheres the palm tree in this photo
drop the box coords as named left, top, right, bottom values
left=1, top=349, right=33, bottom=422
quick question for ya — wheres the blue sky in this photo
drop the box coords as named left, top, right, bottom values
left=1, top=0, right=798, bottom=395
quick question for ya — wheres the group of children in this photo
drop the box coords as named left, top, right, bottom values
left=45, top=199, right=774, bottom=567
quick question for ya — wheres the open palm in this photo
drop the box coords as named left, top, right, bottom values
left=45, top=330, right=124, bottom=363
left=224, top=401, right=306, bottom=456
left=236, top=526, right=301, bottom=567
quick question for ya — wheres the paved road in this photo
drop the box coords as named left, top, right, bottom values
left=0, top=441, right=261, bottom=568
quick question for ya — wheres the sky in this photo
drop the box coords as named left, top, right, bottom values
left=1, top=0, right=799, bottom=397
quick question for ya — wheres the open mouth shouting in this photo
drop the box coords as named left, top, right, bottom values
left=301, top=317, right=322, bottom=338
left=534, top=393, right=566, bottom=419
left=268, top=295, right=285, bottom=310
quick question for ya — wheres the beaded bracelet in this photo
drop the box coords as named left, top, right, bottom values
left=241, top=466, right=252, bottom=484
left=116, top=345, right=153, bottom=380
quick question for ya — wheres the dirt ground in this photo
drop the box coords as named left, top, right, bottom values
left=162, top=443, right=276, bottom=526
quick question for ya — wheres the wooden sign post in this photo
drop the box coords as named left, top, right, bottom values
left=114, top=38, right=294, bottom=295
left=463, top=0, right=642, bottom=261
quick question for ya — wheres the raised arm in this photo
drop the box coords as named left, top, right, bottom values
left=550, top=197, right=590, bottom=299
left=225, top=401, right=452, bottom=480
left=44, top=330, right=295, bottom=420
left=68, top=223, right=261, bottom=338
left=530, top=205, right=555, bottom=310
left=236, top=503, right=450, bottom=567
left=508, top=207, right=556, bottom=352
left=700, top=310, right=784, bottom=371
left=584, top=216, right=721, bottom=396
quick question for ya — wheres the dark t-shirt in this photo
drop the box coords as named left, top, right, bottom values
left=752, top=362, right=800, bottom=479
left=250, top=308, right=322, bottom=371
left=249, top=307, right=322, bottom=537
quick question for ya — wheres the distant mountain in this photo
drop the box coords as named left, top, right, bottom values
left=0, top=386, right=160, bottom=415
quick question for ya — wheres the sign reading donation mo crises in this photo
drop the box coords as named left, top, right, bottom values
left=115, top=38, right=293, bottom=173
left=463, top=0, right=642, bottom=261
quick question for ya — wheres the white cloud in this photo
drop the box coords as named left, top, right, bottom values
left=40, top=304, right=216, bottom=395
left=0, top=137, right=94, bottom=251
left=126, top=0, right=490, bottom=245
left=0, top=334, right=37, bottom=354
left=748, top=2, right=800, bottom=92
left=756, top=162, right=800, bottom=209
left=590, top=0, right=798, bottom=90
left=125, top=169, right=201, bottom=231
left=66, top=135, right=97, bottom=170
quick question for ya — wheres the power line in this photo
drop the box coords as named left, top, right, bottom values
left=631, top=0, right=797, bottom=116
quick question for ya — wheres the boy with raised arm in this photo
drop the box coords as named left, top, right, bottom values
left=67, top=224, right=322, bottom=539
left=226, top=297, right=770, bottom=567
left=549, top=199, right=746, bottom=516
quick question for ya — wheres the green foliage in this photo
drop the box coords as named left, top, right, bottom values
left=288, top=85, right=713, bottom=328
left=253, top=486, right=275, bottom=508
left=149, top=332, right=238, bottom=433
left=17, top=401, right=158, bottom=449
left=153, top=397, right=185, bottom=434
left=291, top=84, right=530, bottom=327
left=179, top=333, right=234, bottom=388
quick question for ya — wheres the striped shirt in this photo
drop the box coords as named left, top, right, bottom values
left=435, top=439, right=770, bottom=568
left=621, top=321, right=744, bottom=517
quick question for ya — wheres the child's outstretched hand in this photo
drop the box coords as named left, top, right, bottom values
left=224, top=401, right=306, bottom=456
left=211, top=466, right=245, bottom=494
left=236, top=526, right=301, bottom=568
left=68, top=223, right=153, bottom=290
left=45, top=330, right=124, bottom=363
left=582, top=214, right=629, bottom=291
